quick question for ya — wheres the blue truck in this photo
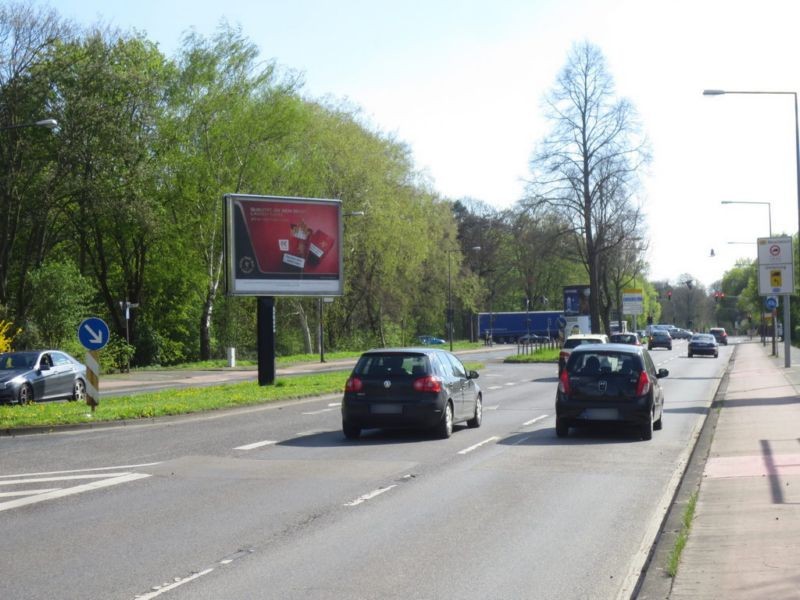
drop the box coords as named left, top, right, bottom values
left=476, top=311, right=564, bottom=343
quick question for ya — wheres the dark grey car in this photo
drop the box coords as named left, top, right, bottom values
left=341, top=348, right=482, bottom=439
left=555, top=343, right=668, bottom=440
left=0, top=350, right=87, bottom=405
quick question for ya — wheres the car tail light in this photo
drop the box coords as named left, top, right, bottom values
left=345, top=376, right=363, bottom=392
left=558, top=369, right=571, bottom=394
left=635, top=371, right=651, bottom=396
left=413, top=375, right=442, bottom=393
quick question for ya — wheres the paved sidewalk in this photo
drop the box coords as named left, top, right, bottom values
left=644, top=340, right=800, bottom=598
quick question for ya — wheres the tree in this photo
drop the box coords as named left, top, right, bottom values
left=525, top=41, right=649, bottom=333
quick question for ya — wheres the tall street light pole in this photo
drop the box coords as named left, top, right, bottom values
left=704, top=89, right=798, bottom=367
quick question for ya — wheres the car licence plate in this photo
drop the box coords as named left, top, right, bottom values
left=581, top=408, right=619, bottom=420
left=371, top=404, right=402, bottom=414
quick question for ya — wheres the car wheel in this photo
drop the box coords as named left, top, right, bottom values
left=654, top=408, right=663, bottom=431
left=436, top=402, right=454, bottom=439
left=72, top=379, right=86, bottom=402
left=688, top=352, right=693, bottom=358
left=641, top=409, right=654, bottom=441
left=714, top=352, right=718, bottom=358
left=555, top=417, right=569, bottom=438
left=17, top=383, right=33, bottom=405
left=467, top=395, right=482, bottom=428
left=342, top=422, right=361, bottom=440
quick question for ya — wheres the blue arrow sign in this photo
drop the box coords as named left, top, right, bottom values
left=78, top=317, right=110, bottom=351
left=765, top=296, right=779, bottom=311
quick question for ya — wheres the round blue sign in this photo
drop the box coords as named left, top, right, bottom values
left=765, top=296, right=779, bottom=311
left=78, top=317, right=110, bottom=350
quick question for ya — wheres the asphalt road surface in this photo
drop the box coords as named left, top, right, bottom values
left=0, top=340, right=730, bottom=599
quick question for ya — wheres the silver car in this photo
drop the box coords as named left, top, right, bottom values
left=0, top=350, right=87, bottom=405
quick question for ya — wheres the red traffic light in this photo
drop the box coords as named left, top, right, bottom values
left=667, top=290, right=672, bottom=300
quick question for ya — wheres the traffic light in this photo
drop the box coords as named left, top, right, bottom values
left=667, top=290, right=672, bottom=301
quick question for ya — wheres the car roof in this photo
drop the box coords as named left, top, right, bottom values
left=569, top=342, right=644, bottom=355
left=360, top=347, right=449, bottom=356
left=566, top=334, right=608, bottom=340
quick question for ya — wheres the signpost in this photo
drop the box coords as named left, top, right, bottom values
left=757, top=237, right=794, bottom=364
left=78, top=317, right=109, bottom=411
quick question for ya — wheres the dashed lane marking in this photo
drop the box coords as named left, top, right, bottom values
left=458, top=436, right=500, bottom=455
left=523, top=415, right=549, bottom=427
left=344, top=485, right=398, bottom=507
left=234, top=440, right=278, bottom=451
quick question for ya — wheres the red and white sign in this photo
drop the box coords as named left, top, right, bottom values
left=757, top=236, right=794, bottom=295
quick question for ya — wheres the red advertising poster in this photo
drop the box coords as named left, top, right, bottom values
left=224, top=195, right=343, bottom=296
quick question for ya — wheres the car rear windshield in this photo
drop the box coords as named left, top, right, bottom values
left=353, top=353, right=430, bottom=378
left=567, top=351, right=642, bottom=376
left=564, top=338, right=603, bottom=349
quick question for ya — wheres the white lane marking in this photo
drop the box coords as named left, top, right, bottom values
left=344, top=485, right=398, bottom=507
left=0, top=473, right=151, bottom=512
left=484, top=405, right=500, bottom=411
left=0, top=473, right=135, bottom=485
left=234, top=440, right=277, bottom=451
left=302, top=407, right=337, bottom=415
left=0, top=462, right=161, bottom=479
left=458, top=436, right=500, bottom=455
left=0, top=488, right=61, bottom=498
left=135, top=568, right=214, bottom=600
left=328, top=402, right=341, bottom=407
left=523, top=415, right=549, bottom=427
left=488, top=385, right=504, bottom=390
left=295, top=429, right=325, bottom=437
left=504, top=382, right=516, bottom=386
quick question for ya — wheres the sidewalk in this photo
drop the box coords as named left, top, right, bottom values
left=640, top=339, right=800, bottom=598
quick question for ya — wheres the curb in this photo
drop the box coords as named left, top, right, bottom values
left=632, top=345, right=736, bottom=598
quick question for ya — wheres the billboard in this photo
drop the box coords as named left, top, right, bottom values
left=223, top=194, right=343, bottom=296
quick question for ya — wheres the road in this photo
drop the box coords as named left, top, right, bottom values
left=0, top=341, right=730, bottom=599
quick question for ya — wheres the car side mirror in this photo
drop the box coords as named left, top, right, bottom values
left=468, top=370, right=480, bottom=380
left=657, top=368, right=669, bottom=379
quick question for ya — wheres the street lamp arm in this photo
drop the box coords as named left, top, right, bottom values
left=0, top=118, right=59, bottom=131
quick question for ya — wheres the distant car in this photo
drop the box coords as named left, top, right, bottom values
left=558, top=334, right=609, bottom=375
left=709, top=327, right=728, bottom=345
left=672, top=329, right=692, bottom=340
left=341, top=348, right=482, bottom=439
left=417, top=335, right=446, bottom=345
left=519, top=333, right=550, bottom=344
left=0, top=350, right=87, bottom=405
left=688, top=334, right=718, bottom=358
left=648, top=331, right=673, bottom=351
left=555, top=343, right=668, bottom=440
left=609, top=333, right=641, bottom=345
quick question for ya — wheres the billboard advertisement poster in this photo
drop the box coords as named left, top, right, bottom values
left=224, top=194, right=343, bottom=296
left=563, top=285, right=590, bottom=316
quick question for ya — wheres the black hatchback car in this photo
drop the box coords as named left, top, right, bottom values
left=555, top=344, right=668, bottom=440
left=341, top=348, right=482, bottom=439
left=648, top=331, right=673, bottom=351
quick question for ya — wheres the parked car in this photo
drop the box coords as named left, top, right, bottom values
left=609, top=333, right=640, bottom=345
left=555, top=343, right=668, bottom=440
left=341, top=348, right=482, bottom=439
left=0, top=350, right=87, bottom=405
left=688, top=333, right=718, bottom=358
left=648, top=331, right=673, bottom=351
left=417, top=335, right=446, bottom=345
left=709, top=327, right=728, bottom=345
left=558, top=334, right=609, bottom=375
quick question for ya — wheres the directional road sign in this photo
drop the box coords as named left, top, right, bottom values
left=765, top=296, right=779, bottom=311
left=78, top=317, right=110, bottom=351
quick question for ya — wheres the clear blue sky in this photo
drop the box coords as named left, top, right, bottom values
left=46, top=0, right=800, bottom=288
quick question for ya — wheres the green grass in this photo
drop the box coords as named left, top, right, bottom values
left=667, top=491, right=699, bottom=577
left=504, top=347, right=560, bottom=363
left=0, top=360, right=484, bottom=430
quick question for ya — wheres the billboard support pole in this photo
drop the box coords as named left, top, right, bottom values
left=257, top=296, right=276, bottom=385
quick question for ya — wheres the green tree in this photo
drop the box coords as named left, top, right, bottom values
left=26, top=258, right=92, bottom=347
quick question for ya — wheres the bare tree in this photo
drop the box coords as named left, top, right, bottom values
left=525, top=41, right=650, bottom=333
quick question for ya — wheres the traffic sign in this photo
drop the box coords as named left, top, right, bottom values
left=78, top=317, right=110, bottom=351
left=765, top=296, right=779, bottom=311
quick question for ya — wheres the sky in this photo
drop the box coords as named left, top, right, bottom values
left=45, top=0, right=800, bottom=289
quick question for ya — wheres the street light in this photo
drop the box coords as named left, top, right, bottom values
left=0, top=118, right=58, bottom=131
left=448, top=245, right=481, bottom=351
left=704, top=89, right=798, bottom=367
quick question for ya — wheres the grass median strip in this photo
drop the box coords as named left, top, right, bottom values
left=0, top=371, right=350, bottom=430
left=667, top=491, right=698, bottom=577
